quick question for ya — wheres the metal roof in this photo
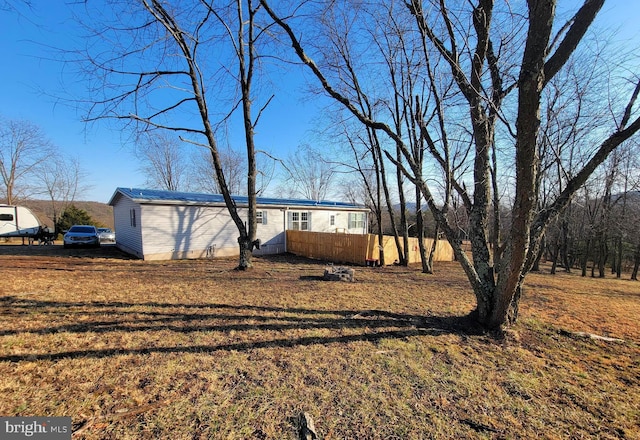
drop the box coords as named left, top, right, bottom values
left=109, top=187, right=368, bottom=210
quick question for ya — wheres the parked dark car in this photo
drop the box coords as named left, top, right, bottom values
left=63, top=225, right=101, bottom=248
left=97, top=227, right=116, bottom=243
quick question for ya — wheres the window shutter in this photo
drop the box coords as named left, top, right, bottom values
left=307, top=212, right=312, bottom=231
left=287, top=211, right=292, bottom=230
left=262, top=211, right=267, bottom=225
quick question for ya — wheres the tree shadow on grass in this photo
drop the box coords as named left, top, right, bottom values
left=0, top=296, right=484, bottom=362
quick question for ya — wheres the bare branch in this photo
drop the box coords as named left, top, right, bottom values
left=544, top=0, right=605, bottom=85
left=620, top=79, right=640, bottom=129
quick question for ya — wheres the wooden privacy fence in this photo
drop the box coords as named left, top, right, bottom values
left=379, top=235, right=455, bottom=265
left=286, top=230, right=454, bottom=266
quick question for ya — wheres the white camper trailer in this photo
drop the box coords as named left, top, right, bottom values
left=0, top=205, right=42, bottom=238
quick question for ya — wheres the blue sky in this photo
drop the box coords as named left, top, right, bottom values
left=1, top=1, right=639, bottom=203
left=0, top=1, right=323, bottom=203
left=1, top=2, right=138, bottom=203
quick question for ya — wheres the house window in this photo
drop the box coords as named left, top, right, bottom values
left=130, top=208, right=137, bottom=227
left=330, top=215, right=335, bottom=226
left=348, top=212, right=365, bottom=229
left=288, top=211, right=310, bottom=231
left=256, top=211, right=267, bottom=225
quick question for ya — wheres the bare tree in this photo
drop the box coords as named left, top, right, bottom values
left=33, top=155, right=89, bottom=232
left=77, top=0, right=274, bottom=269
left=536, top=50, right=610, bottom=274
left=190, top=143, right=274, bottom=196
left=262, top=0, right=640, bottom=329
left=135, top=132, right=190, bottom=192
left=574, top=143, right=640, bottom=279
left=330, top=111, right=407, bottom=266
left=191, top=145, right=246, bottom=196
left=613, top=145, right=640, bottom=279
left=311, top=13, right=416, bottom=266
left=341, top=122, right=392, bottom=265
left=280, top=144, right=336, bottom=201
left=0, top=116, right=54, bottom=204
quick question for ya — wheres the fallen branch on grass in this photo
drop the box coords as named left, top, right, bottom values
left=573, top=332, right=625, bottom=343
left=560, top=329, right=625, bottom=343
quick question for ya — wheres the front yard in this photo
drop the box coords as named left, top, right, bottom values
left=0, top=245, right=638, bottom=439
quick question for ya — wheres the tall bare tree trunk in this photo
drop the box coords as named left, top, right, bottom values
left=596, top=238, right=608, bottom=278
left=428, top=222, right=440, bottom=272
left=234, top=0, right=261, bottom=269
left=416, top=186, right=431, bottom=273
left=550, top=241, right=560, bottom=275
left=614, top=236, right=623, bottom=278
left=581, top=237, right=591, bottom=277
left=631, top=242, right=640, bottom=281
left=531, top=234, right=545, bottom=272
left=396, top=146, right=409, bottom=266
left=560, top=218, right=571, bottom=272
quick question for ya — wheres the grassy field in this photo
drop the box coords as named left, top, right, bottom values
left=0, top=244, right=638, bottom=439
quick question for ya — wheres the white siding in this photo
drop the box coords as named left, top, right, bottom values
left=137, top=206, right=292, bottom=260
left=253, top=208, right=286, bottom=255
left=140, top=204, right=238, bottom=260
left=112, top=197, right=144, bottom=258
left=310, top=210, right=332, bottom=232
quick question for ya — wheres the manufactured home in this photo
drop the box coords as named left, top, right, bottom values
left=0, top=205, right=42, bottom=238
left=108, top=188, right=369, bottom=261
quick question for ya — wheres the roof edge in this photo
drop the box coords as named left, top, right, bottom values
left=109, top=187, right=369, bottom=211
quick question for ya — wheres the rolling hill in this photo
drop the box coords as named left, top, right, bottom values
left=15, top=200, right=114, bottom=230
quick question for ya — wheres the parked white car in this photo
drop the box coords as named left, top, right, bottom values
left=63, top=225, right=101, bottom=248
left=98, top=227, right=116, bottom=243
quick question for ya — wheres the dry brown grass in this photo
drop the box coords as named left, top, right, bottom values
left=0, top=244, right=638, bottom=439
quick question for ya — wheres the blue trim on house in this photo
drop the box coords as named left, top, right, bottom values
left=109, top=187, right=367, bottom=210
